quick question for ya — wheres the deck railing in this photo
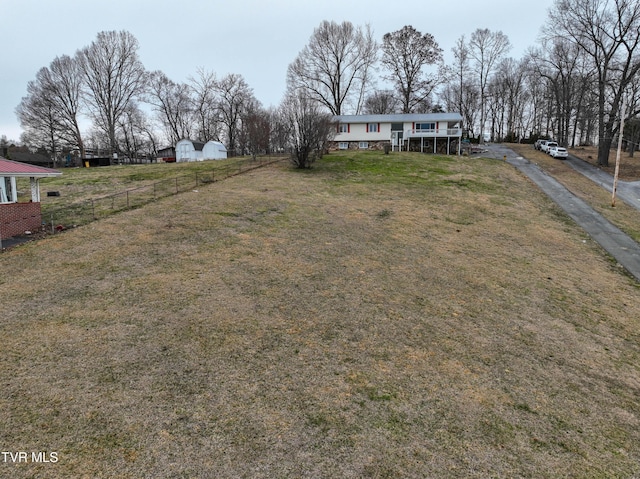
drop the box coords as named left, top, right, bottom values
left=405, top=128, right=463, bottom=137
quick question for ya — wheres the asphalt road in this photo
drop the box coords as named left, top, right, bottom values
left=482, top=143, right=640, bottom=283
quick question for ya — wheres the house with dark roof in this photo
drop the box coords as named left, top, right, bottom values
left=331, top=113, right=463, bottom=155
left=0, top=157, right=61, bottom=240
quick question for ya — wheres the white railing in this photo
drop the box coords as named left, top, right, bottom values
left=405, top=128, right=462, bottom=137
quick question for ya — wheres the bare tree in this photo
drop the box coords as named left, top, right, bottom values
left=451, top=35, right=471, bottom=117
left=279, top=89, right=335, bottom=169
left=549, top=0, right=640, bottom=166
left=494, top=58, right=530, bottom=141
left=268, top=106, right=290, bottom=154
left=16, top=80, right=61, bottom=164
left=116, top=103, right=158, bottom=163
left=16, top=55, right=86, bottom=163
left=77, top=30, right=146, bottom=162
left=531, top=38, right=586, bottom=146
left=241, top=101, right=271, bottom=159
left=381, top=25, right=444, bottom=113
left=363, top=90, right=399, bottom=114
left=287, top=20, right=377, bottom=115
left=189, top=68, right=220, bottom=142
left=43, top=55, right=86, bottom=157
left=440, top=79, right=480, bottom=139
left=215, top=73, right=255, bottom=155
left=145, top=71, right=194, bottom=145
left=468, top=28, right=511, bottom=141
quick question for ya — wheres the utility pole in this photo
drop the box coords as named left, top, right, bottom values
left=612, top=96, right=627, bottom=207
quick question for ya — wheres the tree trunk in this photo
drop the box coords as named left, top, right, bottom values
left=598, top=137, right=612, bottom=166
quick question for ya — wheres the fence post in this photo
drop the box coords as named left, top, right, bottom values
left=175, top=177, right=179, bottom=194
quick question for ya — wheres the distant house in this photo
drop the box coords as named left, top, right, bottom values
left=175, top=139, right=228, bottom=162
left=331, top=113, right=463, bottom=155
left=0, top=157, right=61, bottom=239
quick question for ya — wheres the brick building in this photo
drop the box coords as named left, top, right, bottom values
left=0, top=157, right=61, bottom=240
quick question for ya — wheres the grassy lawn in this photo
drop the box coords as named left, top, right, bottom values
left=15, top=156, right=281, bottom=227
left=1, top=150, right=639, bottom=477
left=508, top=143, right=640, bottom=244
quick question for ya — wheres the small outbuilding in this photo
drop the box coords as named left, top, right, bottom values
left=176, top=139, right=205, bottom=162
left=202, top=140, right=227, bottom=160
left=176, top=139, right=228, bottom=162
left=0, top=157, right=61, bottom=239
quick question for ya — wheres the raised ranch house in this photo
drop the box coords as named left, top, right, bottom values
left=331, top=113, right=463, bottom=155
left=0, top=157, right=61, bottom=240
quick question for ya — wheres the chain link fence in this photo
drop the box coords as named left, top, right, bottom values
left=41, top=156, right=285, bottom=233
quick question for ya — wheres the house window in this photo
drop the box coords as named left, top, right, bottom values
left=367, top=123, right=379, bottom=133
left=359, top=142, right=369, bottom=149
left=415, top=122, right=436, bottom=131
left=1, top=177, right=16, bottom=204
left=338, top=123, right=350, bottom=133
left=339, top=142, right=349, bottom=150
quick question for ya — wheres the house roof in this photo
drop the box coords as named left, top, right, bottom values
left=334, top=113, right=463, bottom=123
left=0, top=157, right=62, bottom=178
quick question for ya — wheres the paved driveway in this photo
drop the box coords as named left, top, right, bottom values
left=481, top=143, right=640, bottom=282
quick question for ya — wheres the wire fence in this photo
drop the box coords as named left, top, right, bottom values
left=41, top=156, right=286, bottom=234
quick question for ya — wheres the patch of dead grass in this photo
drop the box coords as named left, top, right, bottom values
left=508, top=143, right=640, bottom=244
left=1, top=153, right=639, bottom=478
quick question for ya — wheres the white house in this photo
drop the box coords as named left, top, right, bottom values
left=331, top=113, right=463, bottom=155
left=0, top=157, right=61, bottom=239
left=202, top=140, right=228, bottom=160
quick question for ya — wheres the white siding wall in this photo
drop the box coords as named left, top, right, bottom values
left=335, top=122, right=390, bottom=142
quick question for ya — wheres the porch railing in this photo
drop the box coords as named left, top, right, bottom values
left=405, top=128, right=463, bottom=137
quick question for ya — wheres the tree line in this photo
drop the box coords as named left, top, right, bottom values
left=13, top=0, right=640, bottom=168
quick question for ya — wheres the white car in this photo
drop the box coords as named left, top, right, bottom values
left=541, top=141, right=558, bottom=154
left=534, top=139, right=549, bottom=150
left=549, top=146, right=568, bottom=159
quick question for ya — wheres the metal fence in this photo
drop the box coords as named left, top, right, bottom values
left=42, top=156, right=285, bottom=233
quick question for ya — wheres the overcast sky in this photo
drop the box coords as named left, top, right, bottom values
left=0, top=0, right=556, bottom=142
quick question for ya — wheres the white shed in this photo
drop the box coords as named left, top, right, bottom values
left=176, top=139, right=205, bottom=162
left=202, top=140, right=227, bottom=160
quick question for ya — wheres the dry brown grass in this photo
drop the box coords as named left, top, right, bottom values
left=569, top=145, right=640, bottom=181
left=1, top=151, right=639, bottom=478
left=508, top=143, right=640, bottom=244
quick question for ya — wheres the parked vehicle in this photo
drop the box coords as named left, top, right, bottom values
left=534, top=139, right=548, bottom=150
left=541, top=141, right=558, bottom=154
left=549, top=146, right=568, bottom=159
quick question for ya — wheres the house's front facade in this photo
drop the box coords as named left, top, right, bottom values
left=0, top=157, right=61, bottom=240
left=330, top=113, right=463, bottom=155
